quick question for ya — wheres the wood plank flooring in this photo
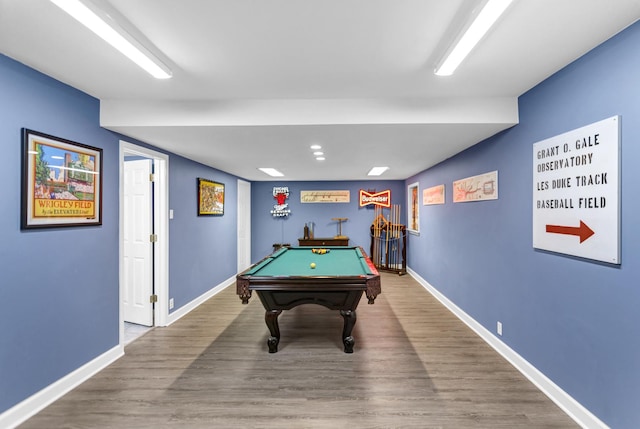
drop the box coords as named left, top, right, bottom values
left=20, top=273, right=578, bottom=428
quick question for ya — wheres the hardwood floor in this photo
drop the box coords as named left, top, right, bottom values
left=21, top=273, right=578, bottom=428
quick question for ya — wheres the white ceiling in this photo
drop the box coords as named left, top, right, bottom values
left=2, top=0, right=639, bottom=181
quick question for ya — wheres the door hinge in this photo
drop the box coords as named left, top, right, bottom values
left=150, top=234, right=158, bottom=242
left=149, top=173, right=155, bottom=182
left=150, top=294, right=158, bottom=303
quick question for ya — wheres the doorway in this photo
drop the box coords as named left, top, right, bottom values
left=237, top=179, right=251, bottom=272
left=119, top=141, right=169, bottom=346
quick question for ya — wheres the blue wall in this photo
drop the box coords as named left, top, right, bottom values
left=251, top=181, right=405, bottom=262
left=0, top=55, right=120, bottom=412
left=168, top=156, right=239, bottom=309
left=406, top=21, right=640, bottom=428
left=0, top=54, right=239, bottom=413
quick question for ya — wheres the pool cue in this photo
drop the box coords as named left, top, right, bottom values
left=391, top=205, right=397, bottom=268
left=390, top=205, right=395, bottom=268
left=372, top=206, right=380, bottom=267
left=395, top=205, right=400, bottom=268
left=384, top=207, right=389, bottom=268
left=375, top=207, right=379, bottom=266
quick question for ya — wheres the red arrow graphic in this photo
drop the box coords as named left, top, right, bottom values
left=545, top=220, right=595, bottom=243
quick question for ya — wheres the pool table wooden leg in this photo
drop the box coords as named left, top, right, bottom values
left=265, top=309, right=282, bottom=353
left=340, top=310, right=357, bottom=353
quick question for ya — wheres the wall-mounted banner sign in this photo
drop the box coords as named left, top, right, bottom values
left=271, top=186, right=291, bottom=217
left=453, top=171, right=498, bottom=203
left=300, top=190, right=350, bottom=203
left=423, top=184, right=445, bottom=205
left=359, top=189, right=391, bottom=207
left=532, top=116, right=620, bottom=264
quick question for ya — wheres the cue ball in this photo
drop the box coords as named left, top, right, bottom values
left=310, top=262, right=316, bottom=269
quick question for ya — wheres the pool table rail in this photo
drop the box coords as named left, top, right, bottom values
left=237, top=274, right=381, bottom=305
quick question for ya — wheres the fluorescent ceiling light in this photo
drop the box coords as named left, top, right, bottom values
left=258, top=168, right=284, bottom=177
left=50, top=0, right=172, bottom=79
left=310, top=144, right=322, bottom=150
left=434, top=0, right=513, bottom=76
left=368, top=166, right=389, bottom=176
left=313, top=151, right=324, bottom=156
left=316, top=157, right=325, bottom=161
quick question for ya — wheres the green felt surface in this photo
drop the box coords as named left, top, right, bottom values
left=248, top=246, right=373, bottom=277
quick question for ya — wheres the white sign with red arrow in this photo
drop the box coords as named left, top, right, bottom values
left=532, top=116, right=620, bottom=264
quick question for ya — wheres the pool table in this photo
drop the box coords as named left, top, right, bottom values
left=237, top=246, right=381, bottom=353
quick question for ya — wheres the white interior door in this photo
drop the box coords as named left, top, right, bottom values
left=123, top=159, right=153, bottom=326
left=237, top=179, right=251, bottom=272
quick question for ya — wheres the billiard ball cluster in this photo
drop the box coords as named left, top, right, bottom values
left=310, top=248, right=330, bottom=268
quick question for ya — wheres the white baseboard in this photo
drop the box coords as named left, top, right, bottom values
left=407, top=267, right=609, bottom=429
left=0, top=275, right=236, bottom=428
left=166, top=275, right=236, bottom=326
left=6, top=273, right=600, bottom=428
left=0, top=345, right=123, bottom=429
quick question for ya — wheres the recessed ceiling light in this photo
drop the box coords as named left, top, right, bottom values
left=367, top=166, right=389, bottom=176
left=258, top=167, right=284, bottom=177
left=310, top=144, right=322, bottom=150
left=316, top=157, right=326, bottom=161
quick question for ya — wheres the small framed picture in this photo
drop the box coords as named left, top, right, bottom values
left=21, top=129, right=103, bottom=229
left=197, top=178, right=224, bottom=216
left=407, top=182, right=420, bottom=235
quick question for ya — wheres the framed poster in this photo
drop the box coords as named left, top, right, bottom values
left=453, top=171, right=498, bottom=202
left=198, top=178, right=224, bottom=216
left=21, top=129, right=102, bottom=229
left=407, top=182, right=420, bottom=235
left=300, top=190, right=350, bottom=203
left=423, top=184, right=445, bottom=205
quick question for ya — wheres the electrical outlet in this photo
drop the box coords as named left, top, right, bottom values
left=497, top=321, right=503, bottom=336
left=169, top=298, right=174, bottom=309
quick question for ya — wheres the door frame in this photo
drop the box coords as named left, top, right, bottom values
left=119, top=141, right=170, bottom=345
left=237, top=179, right=251, bottom=272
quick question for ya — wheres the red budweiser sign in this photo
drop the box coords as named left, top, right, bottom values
left=359, top=189, right=391, bottom=207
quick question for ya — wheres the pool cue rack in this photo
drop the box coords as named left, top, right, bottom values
left=369, top=205, right=406, bottom=275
